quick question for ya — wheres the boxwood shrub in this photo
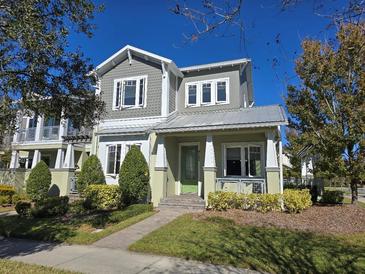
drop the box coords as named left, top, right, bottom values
left=321, top=190, right=344, bottom=204
left=0, top=195, right=11, bottom=205
left=31, top=196, right=69, bottom=218
left=15, top=201, right=32, bottom=217
left=11, top=193, right=29, bottom=205
left=283, top=189, right=312, bottom=213
left=77, top=155, right=106, bottom=194
left=0, top=184, right=15, bottom=197
left=26, top=161, right=51, bottom=201
left=84, top=184, right=121, bottom=210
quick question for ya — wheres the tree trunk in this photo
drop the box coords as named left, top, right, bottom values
left=350, top=178, right=358, bottom=203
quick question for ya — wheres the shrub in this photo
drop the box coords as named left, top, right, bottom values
left=119, top=145, right=150, bottom=205
left=84, top=184, right=121, bottom=210
left=26, top=161, right=51, bottom=201
left=77, top=155, right=105, bottom=193
left=15, top=201, right=31, bottom=217
left=321, top=190, right=344, bottom=204
left=0, top=184, right=16, bottom=197
left=68, top=200, right=88, bottom=215
left=12, top=193, right=29, bottom=205
left=0, top=195, right=11, bottom=205
left=283, top=189, right=312, bottom=213
left=31, top=196, right=69, bottom=218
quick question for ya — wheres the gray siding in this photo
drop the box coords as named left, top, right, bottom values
left=169, top=72, right=177, bottom=113
left=100, top=57, right=162, bottom=119
left=177, top=66, right=243, bottom=113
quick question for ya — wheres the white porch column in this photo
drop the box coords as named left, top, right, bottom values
left=278, top=133, right=284, bottom=194
left=35, top=116, right=44, bottom=141
left=266, top=131, right=280, bottom=194
left=203, top=135, right=217, bottom=203
left=161, top=62, right=169, bottom=117
left=266, top=131, right=278, bottom=168
left=63, top=143, right=75, bottom=168
left=59, top=118, right=68, bottom=140
left=32, top=149, right=41, bottom=168
left=155, top=136, right=167, bottom=170
left=10, top=150, right=19, bottom=169
left=55, top=148, right=65, bottom=169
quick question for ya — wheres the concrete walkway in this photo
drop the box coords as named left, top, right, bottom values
left=0, top=238, right=256, bottom=274
left=93, top=208, right=189, bottom=250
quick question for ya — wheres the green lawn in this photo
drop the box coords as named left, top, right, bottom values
left=343, top=197, right=365, bottom=208
left=130, top=214, right=365, bottom=274
left=0, top=259, right=80, bottom=274
left=0, top=206, right=14, bottom=213
left=0, top=204, right=155, bottom=245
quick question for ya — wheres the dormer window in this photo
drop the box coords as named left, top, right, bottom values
left=113, top=75, right=147, bottom=110
left=185, top=78, right=229, bottom=107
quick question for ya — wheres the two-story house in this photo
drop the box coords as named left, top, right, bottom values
left=8, top=45, right=287, bottom=206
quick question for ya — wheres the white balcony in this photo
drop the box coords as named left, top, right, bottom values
left=42, top=126, right=60, bottom=140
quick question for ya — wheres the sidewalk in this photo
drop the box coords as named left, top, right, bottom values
left=0, top=238, right=256, bottom=274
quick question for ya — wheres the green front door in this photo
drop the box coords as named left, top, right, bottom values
left=181, top=145, right=199, bottom=194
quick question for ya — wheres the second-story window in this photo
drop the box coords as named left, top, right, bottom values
left=217, top=81, right=227, bottom=102
left=202, top=83, right=211, bottom=104
left=187, top=84, right=197, bottom=106
left=113, top=75, right=147, bottom=109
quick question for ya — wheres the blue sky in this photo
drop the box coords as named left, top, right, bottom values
left=70, top=0, right=337, bottom=113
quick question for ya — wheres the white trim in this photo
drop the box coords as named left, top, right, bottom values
left=178, top=142, right=201, bottom=196
left=161, top=62, right=169, bottom=117
left=222, top=142, right=265, bottom=178
left=185, top=78, right=229, bottom=108
left=113, top=75, right=148, bottom=110
left=180, top=58, right=250, bottom=72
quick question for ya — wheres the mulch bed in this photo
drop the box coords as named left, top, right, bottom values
left=193, top=204, right=365, bottom=235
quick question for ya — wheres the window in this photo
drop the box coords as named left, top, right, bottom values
left=225, top=144, right=262, bottom=177
left=106, top=144, right=121, bottom=174
left=187, top=84, right=197, bottom=105
left=202, top=83, right=211, bottom=104
left=114, top=76, right=147, bottom=109
left=185, top=78, right=229, bottom=107
left=216, top=81, right=227, bottom=102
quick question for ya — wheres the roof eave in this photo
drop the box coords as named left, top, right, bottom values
left=180, top=58, right=250, bottom=73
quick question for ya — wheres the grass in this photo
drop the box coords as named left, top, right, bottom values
left=130, top=214, right=365, bottom=274
left=343, top=197, right=365, bottom=208
left=0, top=206, right=14, bottom=213
left=0, top=204, right=155, bottom=245
left=0, top=259, right=80, bottom=274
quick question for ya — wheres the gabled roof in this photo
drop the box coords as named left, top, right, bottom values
left=94, top=45, right=183, bottom=77
left=179, top=58, right=250, bottom=73
left=154, top=105, right=288, bottom=133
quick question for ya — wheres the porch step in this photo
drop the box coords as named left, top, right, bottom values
left=158, top=194, right=205, bottom=211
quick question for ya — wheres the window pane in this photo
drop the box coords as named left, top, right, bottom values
left=139, top=79, right=145, bottom=106
left=124, top=80, right=136, bottom=106
left=226, top=147, right=241, bottom=176
left=249, top=146, right=261, bottom=176
left=188, top=85, right=197, bottom=105
left=115, top=145, right=122, bottom=174
left=115, top=82, right=121, bottom=107
left=202, top=83, right=211, bottom=103
left=107, top=146, right=116, bottom=174
left=217, top=81, right=227, bottom=102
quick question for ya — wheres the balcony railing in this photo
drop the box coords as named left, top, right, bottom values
left=42, top=126, right=60, bottom=140
left=16, top=128, right=36, bottom=142
left=215, top=177, right=266, bottom=194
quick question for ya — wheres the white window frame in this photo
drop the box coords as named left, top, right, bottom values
left=113, top=75, right=148, bottom=110
left=105, top=144, right=122, bottom=175
left=185, top=77, right=229, bottom=108
left=222, top=142, right=265, bottom=178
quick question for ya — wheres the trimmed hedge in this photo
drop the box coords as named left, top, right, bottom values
left=15, top=201, right=32, bottom=217
left=11, top=193, right=29, bottom=205
left=84, top=184, right=121, bottom=210
left=31, top=196, right=69, bottom=218
left=321, top=190, right=344, bottom=204
left=0, top=184, right=15, bottom=197
left=208, top=189, right=312, bottom=213
left=77, top=155, right=105, bottom=193
left=119, top=145, right=150, bottom=205
left=26, top=161, right=51, bottom=201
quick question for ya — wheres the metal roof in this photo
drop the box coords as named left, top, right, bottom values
left=96, top=126, right=151, bottom=136
left=153, top=105, right=288, bottom=133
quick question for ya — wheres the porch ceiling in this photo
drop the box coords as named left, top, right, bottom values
left=154, top=105, right=287, bottom=134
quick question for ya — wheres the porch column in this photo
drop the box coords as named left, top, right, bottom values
left=55, top=148, right=65, bottom=169
left=154, top=135, right=168, bottom=205
left=10, top=150, right=19, bottom=169
left=203, top=135, right=216, bottom=204
left=59, top=117, right=68, bottom=140
left=32, top=149, right=41, bottom=168
left=35, top=116, right=44, bottom=141
left=265, top=131, right=280, bottom=194
left=63, top=144, right=75, bottom=169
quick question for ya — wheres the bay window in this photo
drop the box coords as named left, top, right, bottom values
left=113, top=75, right=147, bottom=109
left=224, top=144, right=263, bottom=177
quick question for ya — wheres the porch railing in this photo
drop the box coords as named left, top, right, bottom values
left=215, top=177, right=266, bottom=194
left=16, top=128, right=36, bottom=142
left=42, top=126, right=60, bottom=140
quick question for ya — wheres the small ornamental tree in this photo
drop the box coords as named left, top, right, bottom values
left=77, top=155, right=105, bottom=193
left=26, top=161, right=51, bottom=201
left=119, top=145, right=150, bottom=205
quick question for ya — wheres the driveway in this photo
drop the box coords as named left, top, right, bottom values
left=0, top=238, right=257, bottom=274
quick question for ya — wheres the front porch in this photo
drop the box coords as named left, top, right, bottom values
left=150, top=127, right=284, bottom=206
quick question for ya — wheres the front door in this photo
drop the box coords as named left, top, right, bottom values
left=181, top=145, right=199, bottom=194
